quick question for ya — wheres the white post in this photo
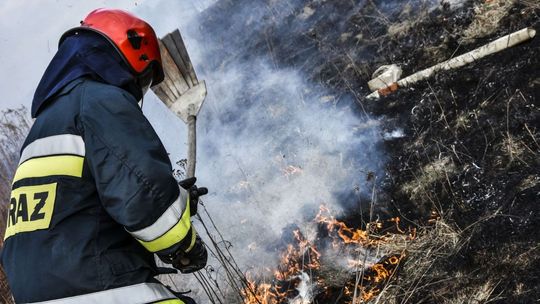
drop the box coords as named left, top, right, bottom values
left=367, top=27, right=536, bottom=99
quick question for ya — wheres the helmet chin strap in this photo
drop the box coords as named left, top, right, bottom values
left=138, top=95, right=144, bottom=109
left=137, top=74, right=151, bottom=110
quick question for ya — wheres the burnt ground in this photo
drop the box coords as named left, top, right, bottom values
left=361, top=2, right=539, bottom=303
left=321, top=1, right=539, bottom=302
left=196, top=0, right=539, bottom=302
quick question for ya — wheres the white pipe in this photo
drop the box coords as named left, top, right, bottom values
left=367, top=27, right=536, bottom=99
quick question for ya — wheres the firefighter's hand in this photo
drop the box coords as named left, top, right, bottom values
left=179, top=177, right=208, bottom=216
left=172, top=235, right=208, bottom=274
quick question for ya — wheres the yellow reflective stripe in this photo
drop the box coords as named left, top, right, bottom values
left=129, top=189, right=189, bottom=241
left=4, top=183, right=57, bottom=240
left=154, top=300, right=185, bottom=304
left=186, top=226, right=197, bottom=252
left=13, top=155, right=84, bottom=184
left=137, top=199, right=191, bottom=252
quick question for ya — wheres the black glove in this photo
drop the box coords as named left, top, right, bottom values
left=170, top=235, right=208, bottom=274
left=179, top=177, right=208, bottom=216
left=177, top=294, right=197, bottom=304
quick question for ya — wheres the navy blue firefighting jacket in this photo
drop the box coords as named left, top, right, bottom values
left=1, top=78, right=196, bottom=303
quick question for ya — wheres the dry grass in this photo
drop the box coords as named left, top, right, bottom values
left=444, top=280, right=503, bottom=304
left=386, top=4, right=427, bottom=40
left=460, top=0, right=516, bottom=43
left=0, top=107, right=30, bottom=304
left=401, top=157, right=457, bottom=201
left=500, top=135, right=529, bottom=166
left=522, top=0, right=540, bottom=9
left=0, top=268, right=12, bottom=304
left=366, top=219, right=506, bottom=304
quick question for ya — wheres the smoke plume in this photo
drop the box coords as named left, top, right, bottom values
left=140, top=0, right=386, bottom=300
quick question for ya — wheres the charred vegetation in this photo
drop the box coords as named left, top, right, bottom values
left=193, top=0, right=539, bottom=302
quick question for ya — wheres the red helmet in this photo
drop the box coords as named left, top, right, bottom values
left=60, top=8, right=164, bottom=87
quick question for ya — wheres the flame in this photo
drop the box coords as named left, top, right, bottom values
left=344, top=253, right=406, bottom=302
left=428, top=210, right=441, bottom=225
left=242, top=206, right=412, bottom=303
left=315, top=205, right=389, bottom=248
left=243, top=229, right=321, bottom=303
left=275, top=229, right=320, bottom=281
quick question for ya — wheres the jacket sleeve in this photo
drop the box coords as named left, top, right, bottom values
left=80, top=84, right=197, bottom=255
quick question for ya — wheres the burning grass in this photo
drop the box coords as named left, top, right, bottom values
left=372, top=220, right=463, bottom=303
left=242, top=206, right=415, bottom=303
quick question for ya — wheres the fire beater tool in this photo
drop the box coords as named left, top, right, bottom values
left=150, top=29, right=255, bottom=303
left=151, top=29, right=206, bottom=178
left=151, top=28, right=206, bottom=269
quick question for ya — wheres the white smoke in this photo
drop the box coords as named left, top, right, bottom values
left=194, top=60, right=383, bottom=267
left=290, top=272, right=316, bottom=304
left=138, top=0, right=385, bottom=301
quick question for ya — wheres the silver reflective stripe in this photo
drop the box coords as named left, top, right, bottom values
left=19, top=134, right=85, bottom=165
left=26, top=283, right=176, bottom=304
left=128, top=188, right=189, bottom=242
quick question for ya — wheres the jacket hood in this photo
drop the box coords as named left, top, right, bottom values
left=32, top=31, right=142, bottom=118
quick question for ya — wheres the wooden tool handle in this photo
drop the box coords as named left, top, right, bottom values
left=187, top=115, right=197, bottom=178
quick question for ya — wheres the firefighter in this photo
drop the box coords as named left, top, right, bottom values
left=1, top=8, right=208, bottom=304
